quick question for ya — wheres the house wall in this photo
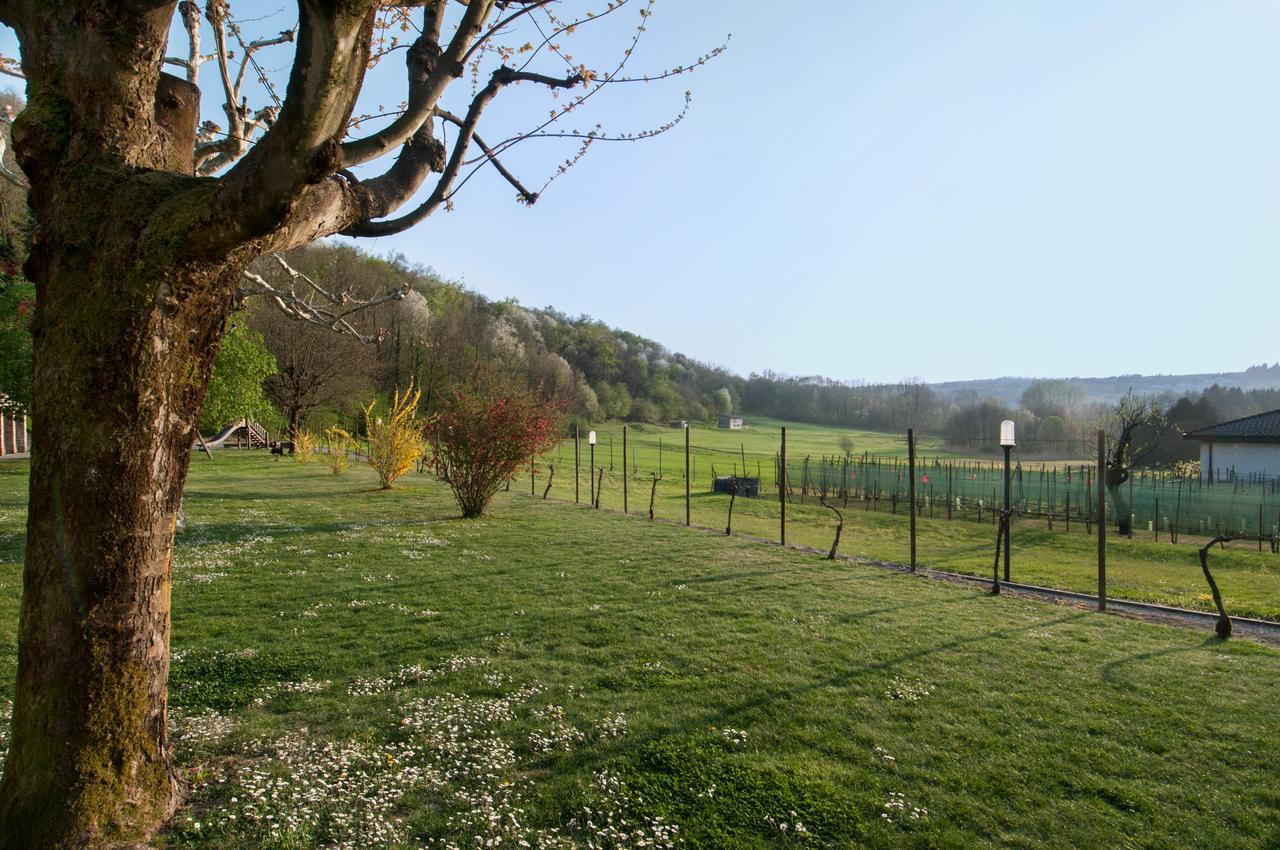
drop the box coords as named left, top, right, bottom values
left=1200, top=441, right=1280, bottom=481
left=0, top=413, right=28, bottom=456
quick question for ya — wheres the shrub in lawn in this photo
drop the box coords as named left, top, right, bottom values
left=364, top=382, right=424, bottom=489
left=426, top=371, right=561, bottom=518
left=293, top=428, right=318, bottom=463
left=323, top=426, right=354, bottom=474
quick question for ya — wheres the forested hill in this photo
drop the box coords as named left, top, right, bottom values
left=244, top=243, right=743, bottom=430
left=930, top=367, right=1280, bottom=407
left=237, top=243, right=1280, bottom=439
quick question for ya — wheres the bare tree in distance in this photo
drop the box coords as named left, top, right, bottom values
left=253, top=293, right=379, bottom=434
left=0, top=1, right=723, bottom=843
left=1102, top=391, right=1164, bottom=536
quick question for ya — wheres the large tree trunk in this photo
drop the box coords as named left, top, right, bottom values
left=0, top=2, right=380, bottom=841
left=0, top=143, right=240, bottom=847
left=0, top=245, right=238, bottom=844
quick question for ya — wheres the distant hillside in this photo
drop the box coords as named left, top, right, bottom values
left=930, top=365, right=1280, bottom=406
left=239, top=244, right=1280, bottom=441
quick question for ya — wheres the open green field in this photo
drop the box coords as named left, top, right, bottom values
left=563, top=418, right=1087, bottom=469
left=544, top=421, right=1280, bottom=621
left=567, top=419, right=961, bottom=470
left=2, top=456, right=1279, bottom=848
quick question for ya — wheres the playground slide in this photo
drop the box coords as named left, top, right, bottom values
left=200, top=421, right=269, bottom=449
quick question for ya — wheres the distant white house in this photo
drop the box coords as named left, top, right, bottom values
left=1183, top=409, right=1280, bottom=482
left=718, top=415, right=744, bottom=430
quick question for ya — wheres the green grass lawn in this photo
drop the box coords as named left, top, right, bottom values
left=1, top=455, right=1279, bottom=848
left=569, top=418, right=1084, bottom=474
left=569, top=420, right=951, bottom=480
left=542, top=423, right=1280, bottom=621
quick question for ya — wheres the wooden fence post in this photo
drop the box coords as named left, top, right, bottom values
left=574, top=425, right=580, bottom=504
left=623, top=426, right=629, bottom=514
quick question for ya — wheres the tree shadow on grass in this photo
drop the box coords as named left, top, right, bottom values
left=832, top=600, right=963, bottom=624
left=677, top=567, right=845, bottom=588
left=549, top=607, right=1105, bottom=842
left=176, top=517, right=448, bottom=544
left=1099, top=639, right=1222, bottom=692
left=182, top=485, right=417, bottom=502
left=590, top=609, right=1097, bottom=761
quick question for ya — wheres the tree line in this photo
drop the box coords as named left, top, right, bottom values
left=8, top=233, right=1279, bottom=459
left=189, top=241, right=745, bottom=438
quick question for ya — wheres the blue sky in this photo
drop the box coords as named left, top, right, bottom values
left=3, top=1, right=1279, bottom=383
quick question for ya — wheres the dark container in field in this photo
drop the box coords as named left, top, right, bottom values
left=713, top=475, right=759, bottom=498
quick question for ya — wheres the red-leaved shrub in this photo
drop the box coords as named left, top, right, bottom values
left=426, top=375, right=561, bottom=518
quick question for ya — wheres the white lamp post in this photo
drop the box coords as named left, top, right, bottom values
left=999, top=419, right=1016, bottom=587
left=588, top=430, right=597, bottom=506
left=1000, top=420, right=1016, bottom=449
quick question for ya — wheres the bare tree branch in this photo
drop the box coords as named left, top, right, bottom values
left=169, top=1, right=202, bottom=85
left=237, top=253, right=408, bottom=344
left=339, top=0, right=495, bottom=168
left=513, top=0, right=632, bottom=74
left=192, top=1, right=295, bottom=175
left=344, top=64, right=579, bottom=236
left=206, top=1, right=376, bottom=252
left=460, top=0, right=555, bottom=66
left=436, top=108, right=536, bottom=203
left=0, top=55, right=22, bottom=80
left=153, top=0, right=719, bottom=254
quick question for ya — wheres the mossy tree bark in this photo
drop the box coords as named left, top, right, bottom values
left=0, top=59, right=247, bottom=845
left=1, top=219, right=241, bottom=845
left=0, top=3, right=375, bottom=844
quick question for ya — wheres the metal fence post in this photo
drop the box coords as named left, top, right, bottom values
left=685, top=424, right=691, bottom=526
left=780, top=427, right=787, bottom=545
left=908, top=428, right=917, bottom=570
left=1097, top=428, right=1107, bottom=612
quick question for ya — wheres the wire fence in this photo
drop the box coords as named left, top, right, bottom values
left=532, top=425, right=1280, bottom=624
left=777, top=455, right=1280, bottom=543
left=548, top=432, right=1280, bottom=543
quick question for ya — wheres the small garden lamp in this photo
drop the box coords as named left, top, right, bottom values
left=588, top=431, right=597, bottom=505
left=999, top=419, right=1015, bottom=584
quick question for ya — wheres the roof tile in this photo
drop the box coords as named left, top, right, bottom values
left=1184, top=409, right=1280, bottom=441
